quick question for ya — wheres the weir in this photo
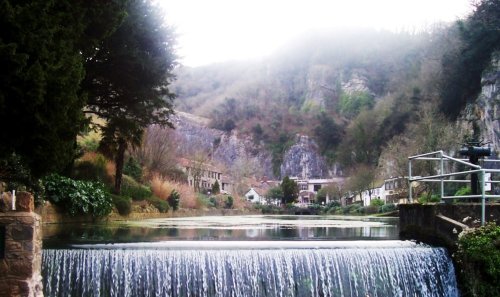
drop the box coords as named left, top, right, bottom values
left=42, top=241, right=458, bottom=297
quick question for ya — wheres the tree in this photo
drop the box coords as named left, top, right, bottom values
left=212, top=180, right=220, bottom=194
left=281, top=176, right=299, bottom=205
left=345, top=164, right=377, bottom=200
left=316, top=183, right=342, bottom=204
left=439, top=0, right=500, bottom=118
left=0, top=0, right=125, bottom=179
left=266, top=186, right=284, bottom=204
left=83, top=0, right=177, bottom=194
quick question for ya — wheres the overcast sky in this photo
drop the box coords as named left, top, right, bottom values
left=159, top=0, right=474, bottom=67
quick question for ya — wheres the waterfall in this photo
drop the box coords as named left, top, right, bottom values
left=42, top=244, right=458, bottom=297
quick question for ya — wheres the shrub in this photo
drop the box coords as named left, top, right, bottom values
left=370, top=198, right=385, bottom=207
left=361, top=205, right=380, bottom=215
left=123, top=157, right=143, bottom=182
left=208, top=196, right=218, bottom=208
left=225, top=196, right=234, bottom=209
left=455, top=223, right=500, bottom=296
left=145, top=196, right=169, bottom=213
left=43, top=174, right=112, bottom=217
left=418, top=193, right=441, bottom=204
left=111, top=194, right=132, bottom=216
left=168, top=190, right=180, bottom=211
left=121, top=175, right=152, bottom=200
left=455, top=187, right=472, bottom=197
left=380, top=203, right=397, bottom=213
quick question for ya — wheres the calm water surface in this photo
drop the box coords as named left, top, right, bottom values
left=43, top=215, right=399, bottom=247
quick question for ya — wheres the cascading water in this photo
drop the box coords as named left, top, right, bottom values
left=42, top=242, right=458, bottom=297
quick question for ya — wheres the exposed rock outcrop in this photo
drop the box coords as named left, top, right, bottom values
left=460, top=53, right=500, bottom=154
left=172, top=112, right=337, bottom=179
left=280, top=135, right=333, bottom=179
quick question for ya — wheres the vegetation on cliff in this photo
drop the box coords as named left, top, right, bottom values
left=455, top=223, right=500, bottom=297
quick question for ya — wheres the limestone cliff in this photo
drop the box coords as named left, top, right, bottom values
left=173, top=112, right=336, bottom=179
left=460, top=53, right=500, bottom=154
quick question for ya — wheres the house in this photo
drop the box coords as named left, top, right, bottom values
left=179, top=158, right=232, bottom=193
left=384, top=177, right=407, bottom=204
left=360, top=185, right=386, bottom=206
left=292, top=177, right=346, bottom=194
left=245, top=188, right=265, bottom=204
left=296, top=191, right=315, bottom=207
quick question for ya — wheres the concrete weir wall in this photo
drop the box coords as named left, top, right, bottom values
left=399, top=203, right=500, bottom=249
left=0, top=192, right=43, bottom=297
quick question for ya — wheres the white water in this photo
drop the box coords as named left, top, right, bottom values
left=42, top=241, right=458, bottom=297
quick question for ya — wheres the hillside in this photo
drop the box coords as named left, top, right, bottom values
left=171, top=2, right=499, bottom=181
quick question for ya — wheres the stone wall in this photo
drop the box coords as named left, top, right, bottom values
left=0, top=192, right=43, bottom=297
left=399, top=203, right=500, bottom=250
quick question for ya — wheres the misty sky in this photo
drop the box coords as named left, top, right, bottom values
left=159, top=0, right=474, bottom=67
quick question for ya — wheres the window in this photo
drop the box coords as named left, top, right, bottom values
left=248, top=195, right=254, bottom=200
left=313, top=185, right=321, bottom=192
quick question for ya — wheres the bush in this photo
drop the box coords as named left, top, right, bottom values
left=361, top=205, right=380, bottom=215
left=418, top=193, right=441, bottom=204
left=455, top=187, right=472, bottom=197
left=72, top=160, right=111, bottom=184
left=111, top=194, right=132, bottom=216
left=370, top=198, right=385, bottom=207
left=121, top=175, right=152, bottom=200
left=208, top=196, right=218, bottom=208
left=168, top=190, right=180, bottom=211
left=380, top=203, right=397, bottom=213
left=123, top=157, right=143, bottom=182
left=43, top=174, right=112, bottom=217
left=146, top=196, right=169, bottom=213
left=225, top=196, right=234, bottom=209
left=456, top=223, right=500, bottom=296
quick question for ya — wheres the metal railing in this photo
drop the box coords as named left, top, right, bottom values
left=408, top=150, right=500, bottom=225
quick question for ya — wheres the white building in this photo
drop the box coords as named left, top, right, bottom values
left=360, top=185, right=386, bottom=206
left=245, top=188, right=266, bottom=204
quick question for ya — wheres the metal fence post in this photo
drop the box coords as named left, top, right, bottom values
left=440, top=153, right=444, bottom=201
left=408, top=159, right=413, bottom=203
left=481, top=169, right=486, bottom=226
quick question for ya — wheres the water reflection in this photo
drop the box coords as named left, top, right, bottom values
left=43, top=215, right=399, bottom=248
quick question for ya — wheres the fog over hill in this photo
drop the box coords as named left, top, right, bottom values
left=171, top=13, right=500, bottom=181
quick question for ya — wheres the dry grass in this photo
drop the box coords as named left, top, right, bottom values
left=150, top=174, right=197, bottom=207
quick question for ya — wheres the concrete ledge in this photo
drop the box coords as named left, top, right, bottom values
left=399, top=203, right=499, bottom=249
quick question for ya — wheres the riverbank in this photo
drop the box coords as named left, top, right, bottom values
left=37, top=200, right=260, bottom=224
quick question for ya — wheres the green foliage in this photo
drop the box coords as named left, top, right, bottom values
left=72, top=157, right=110, bottom=185
left=268, top=133, right=294, bottom=176
left=418, top=194, right=441, bottom=204
left=455, top=187, right=472, bottom=197
left=281, top=176, right=299, bottom=205
left=338, top=91, right=374, bottom=118
left=123, top=157, right=143, bottom=182
left=314, top=112, right=343, bottom=164
left=360, top=205, right=380, bottom=215
left=208, top=196, right=218, bottom=208
left=380, top=203, right=397, bottom=213
left=0, top=0, right=126, bottom=178
left=439, top=0, right=500, bottom=118
left=225, top=196, right=234, bottom=209
left=145, top=196, right=169, bottom=213
left=211, top=180, right=220, bottom=195
left=167, top=190, right=180, bottom=211
left=0, top=153, right=44, bottom=204
left=121, top=175, right=152, bottom=201
left=84, top=0, right=177, bottom=193
left=456, top=223, right=500, bottom=296
left=43, top=174, right=112, bottom=217
left=267, top=186, right=284, bottom=201
left=370, top=198, right=385, bottom=207
left=111, top=194, right=132, bottom=216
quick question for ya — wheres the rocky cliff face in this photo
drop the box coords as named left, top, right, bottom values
left=173, top=112, right=336, bottom=179
left=280, top=135, right=336, bottom=179
left=460, top=53, right=500, bottom=154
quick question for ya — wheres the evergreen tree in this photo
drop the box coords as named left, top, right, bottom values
left=211, top=180, right=220, bottom=195
left=281, top=176, right=299, bottom=205
left=0, top=0, right=125, bottom=179
left=83, top=0, right=177, bottom=194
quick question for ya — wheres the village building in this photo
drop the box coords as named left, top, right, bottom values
left=179, top=158, right=233, bottom=194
